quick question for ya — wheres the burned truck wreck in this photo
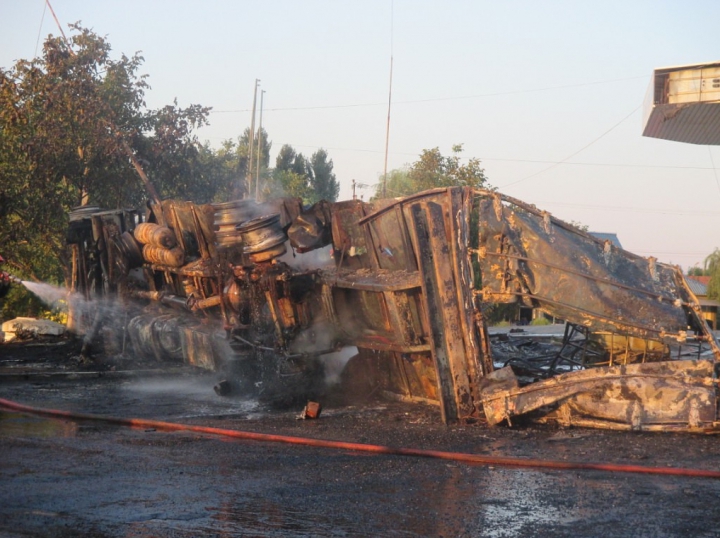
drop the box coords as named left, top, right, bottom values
left=66, top=187, right=720, bottom=431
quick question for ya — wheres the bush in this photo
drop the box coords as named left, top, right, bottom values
left=530, top=317, right=551, bottom=326
left=485, top=303, right=518, bottom=326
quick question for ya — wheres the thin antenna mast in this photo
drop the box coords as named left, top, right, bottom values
left=382, top=0, right=394, bottom=199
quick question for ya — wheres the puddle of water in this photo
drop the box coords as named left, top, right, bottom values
left=207, top=497, right=366, bottom=537
left=0, top=411, right=78, bottom=438
left=476, top=469, right=582, bottom=536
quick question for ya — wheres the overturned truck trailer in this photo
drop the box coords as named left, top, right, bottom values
left=66, top=188, right=720, bottom=431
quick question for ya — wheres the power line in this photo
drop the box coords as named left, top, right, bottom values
left=481, top=158, right=714, bottom=171
left=34, top=1, right=47, bottom=58
left=199, top=137, right=720, bottom=176
left=209, top=75, right=647, bottom=114
left=393, top=75, right=647, bottom=105
left=500, top=104, right=642, bottom=188
left=709, top=147, right=720, bottom=199
left=534, top=199, right=720, bottom=217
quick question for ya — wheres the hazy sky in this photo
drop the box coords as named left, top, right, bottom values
left=2, top=0, right=720, bottom=270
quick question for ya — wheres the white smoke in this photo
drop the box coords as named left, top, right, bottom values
left=279, top=244, right=334, bottom=271
left=319, top=346, right=357, bottom=385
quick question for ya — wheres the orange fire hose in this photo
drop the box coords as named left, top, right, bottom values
left=2, top=397, right=719, bottom=479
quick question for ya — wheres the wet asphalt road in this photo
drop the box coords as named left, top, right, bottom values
left=2, top=372, right=720, bottom=537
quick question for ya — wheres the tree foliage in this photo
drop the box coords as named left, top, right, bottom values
left=134, top=100, right=213, bottom=203
left=0, top=24, right=344, bottom=316
left=309, top=149, right=340, bottom=203
left=687, top=265, right=709, bottom=277
left=704, top=249, right=720, bottom=300
left=375, top=144, right=488, bottom=199
left=0, top=25, right=216, bottom=285
left=266, top=144, right=339, bottom=204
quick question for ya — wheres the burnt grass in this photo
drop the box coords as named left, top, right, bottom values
left=1, top=338, right=720, bottom=537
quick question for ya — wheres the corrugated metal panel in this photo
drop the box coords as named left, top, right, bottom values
left=642, top=101, right=720, bottom=145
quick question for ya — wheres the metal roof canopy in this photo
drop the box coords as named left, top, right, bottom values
left=642, top=61, right=720, bottom=145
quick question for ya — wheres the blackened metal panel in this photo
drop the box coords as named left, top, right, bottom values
left=330, top=200, right=374, bottom=270
left=410, top=202, right=457, bottom=423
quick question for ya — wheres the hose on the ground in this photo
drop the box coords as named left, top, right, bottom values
left=1, top=397, right=719, bottom=479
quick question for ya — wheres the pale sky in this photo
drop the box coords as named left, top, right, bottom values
left=2, top=0, right=720, bottom=270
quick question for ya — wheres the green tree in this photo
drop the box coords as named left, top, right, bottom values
left=376, top=169, right=412, bottom=198
left=266, top=144, right=340, bottom=204
left=375, top=144, right=488, bottom=199
left=704, top=248, right=720, bottom=300
left=134, top=100, right=212, bottom=203
left=196, top=139, right=243, bottom=203
left=688, top=265, right=709, bottom=277
left=274, top=144, right=308, bottom=176
left=265, top=144, right=340, bottom=204
left=265, top=169, right=311, bottom=202
left=0, top=25, right=216, bottom=288
left=308, top=149, right=340, bottom=203
left=0, top=25, right=147, bottom=284
left=265, top=144, right=312, bottom=202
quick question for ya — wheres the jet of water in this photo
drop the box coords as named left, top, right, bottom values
left=21, top=281, right=69, bottom=307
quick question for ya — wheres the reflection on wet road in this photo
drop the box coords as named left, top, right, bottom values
left=0, top=411, right=78, bottom=438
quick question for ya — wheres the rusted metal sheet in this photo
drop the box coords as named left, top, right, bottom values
left=354, top=188, right=487, bottom=422
left=409, top=201, right=476, bottom=422
left=471, top=189, right=720, bottom=431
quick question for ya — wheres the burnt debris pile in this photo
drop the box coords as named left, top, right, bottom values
left=65, top=188, right=720, bottom=431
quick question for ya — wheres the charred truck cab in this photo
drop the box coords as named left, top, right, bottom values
left=66, top=188, right=720, bottom=431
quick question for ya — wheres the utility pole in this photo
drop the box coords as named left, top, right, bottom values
left=246, top=79, right=260, bottom=199
left=352, top=179, right=357, bottom=200
left=255, top=89, right=265, bottom=200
